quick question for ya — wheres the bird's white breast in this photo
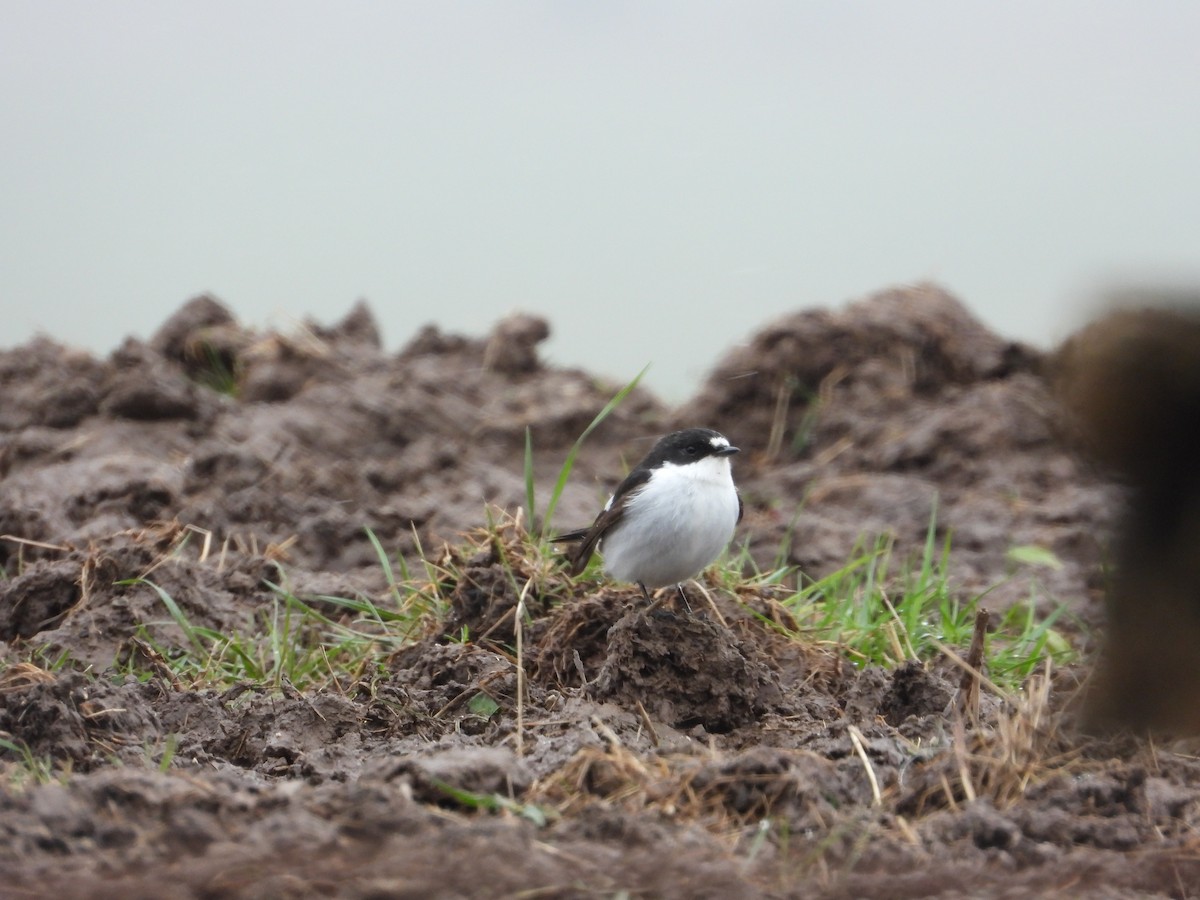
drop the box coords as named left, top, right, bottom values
left=599, top=455, right=740, bottom=588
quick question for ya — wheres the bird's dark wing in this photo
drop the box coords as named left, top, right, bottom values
left=560, top=503, right=624, bottom=575
left=737, top=490, right=744, bottom=524
left=551, top=467, right=652, bottom=576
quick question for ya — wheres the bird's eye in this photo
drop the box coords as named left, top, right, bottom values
left=686, top=445, right=699, bottom=455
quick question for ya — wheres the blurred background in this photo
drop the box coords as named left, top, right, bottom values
left=2, top=1, right=1199, bottom=401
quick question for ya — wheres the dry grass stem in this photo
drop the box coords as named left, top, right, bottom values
left=765, top=375, right=795, bottom=462
left=515, top=577, right=532, bottom=757
left=847, top=724, right=882, bottom=806
left=0, top=535, right=72, bottom=553
left=934, top=637, right=1009, bottom=704
left=634, top=700, right=660, bottom=748
left=689, top=580, right=728, bottom=628
left=956, top=608, right=990, bottom=719
left=880, top=590, right=919, bottom=660
left=183, top=524, right=214, bottom=562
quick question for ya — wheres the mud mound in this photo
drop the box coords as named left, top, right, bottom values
left=591, top=609, right=783, bottom=732
left=681, top=284, right=1036, bottom=445
left=0, top=525, right=272, bottom=669
left=528, top=590, right=629, bottom=689
left=438, top=524, right=560, bottom=648
left=0, top=296, right=662, bottom=583
left=681, top=283, right=1116, bottom=616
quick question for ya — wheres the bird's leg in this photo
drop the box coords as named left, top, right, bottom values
left=641, top=582, right=670, bottom=614
left=675, top=583, right=694, bottom=614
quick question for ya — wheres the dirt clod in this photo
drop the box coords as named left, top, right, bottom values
left=591, top=608, right=783, bottom=732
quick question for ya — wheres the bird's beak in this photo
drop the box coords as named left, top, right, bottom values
left=715, top=446, right=740, bottom=457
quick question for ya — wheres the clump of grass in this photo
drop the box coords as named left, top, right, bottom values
left=117, top=560, right=449, bottom=691
left=759, top=511, right=1077, bottom=693
left=532, top=732, right=672, bottom=817
left=0, top=660, right=59, bottom=695
left=430, top=779, right=554, bottom=827
left=0, top=737, right=65, bottom=789
left=714, top=508, right=806, bottom=594
left=185, top=339, right=241, bottom=396
left=894, top=659, right=1092, bottom=819
left=364, top=525, right=450, bottom=630
left=102, top=504, right=570, bottom=695
left=109, top=522, right=461, bottom=693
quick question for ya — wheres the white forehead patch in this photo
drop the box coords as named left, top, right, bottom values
left=709, top=435, right=730, bottom=450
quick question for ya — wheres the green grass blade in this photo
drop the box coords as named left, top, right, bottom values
left=364, top=526, right=401, bottom=601
left=524, top=425, right=537, bottom=530
left=540, top=364, right=649, bottom=541
left=128, top=579, right=208, bottom=658
left=158, top=733, right=179, bottom=773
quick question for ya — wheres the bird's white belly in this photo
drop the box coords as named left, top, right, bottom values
left=599, top=459, right=739, bottom=588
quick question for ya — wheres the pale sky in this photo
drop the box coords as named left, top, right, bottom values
left=3, top=1, right=1199, bottom=400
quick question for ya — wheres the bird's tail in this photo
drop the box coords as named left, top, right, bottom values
left=549, top=528, right=588, bottom=544
left=549, top=528, right=592, bottom=575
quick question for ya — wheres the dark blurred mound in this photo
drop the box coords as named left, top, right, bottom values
left=1055, top=304, right=1200, bottom=733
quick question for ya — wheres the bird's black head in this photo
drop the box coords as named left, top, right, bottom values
left=640, top=428, right=739, bottom=469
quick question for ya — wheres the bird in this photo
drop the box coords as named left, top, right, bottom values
left=553, top=427, right=743, bottom=606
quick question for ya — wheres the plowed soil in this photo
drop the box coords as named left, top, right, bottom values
left=1, top=285, right=1195, bottom=899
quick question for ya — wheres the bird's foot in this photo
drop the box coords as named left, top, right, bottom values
left=674, top=584, right=695, bottom=615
